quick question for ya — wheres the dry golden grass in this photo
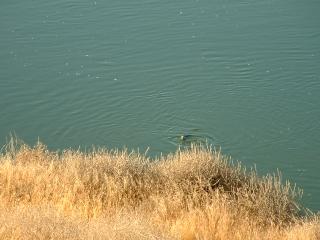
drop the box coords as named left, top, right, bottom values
left=0, top=139, right=319, bottom=240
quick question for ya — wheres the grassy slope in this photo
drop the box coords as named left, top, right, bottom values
left=0, top=140, right=319, bottom=239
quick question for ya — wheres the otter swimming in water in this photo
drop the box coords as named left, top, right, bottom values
left=180, top=134, right=192, bottom=141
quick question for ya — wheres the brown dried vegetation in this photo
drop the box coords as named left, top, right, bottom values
left=0, top=139, right=319, bottom=239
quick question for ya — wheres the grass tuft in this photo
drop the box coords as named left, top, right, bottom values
left=0, top=140, right=318, bottom=239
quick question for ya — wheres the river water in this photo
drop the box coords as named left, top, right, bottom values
left=1, top=0, right=319, bottom=211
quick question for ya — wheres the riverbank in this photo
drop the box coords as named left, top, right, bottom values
left=0, top=140, right=319, bottom=239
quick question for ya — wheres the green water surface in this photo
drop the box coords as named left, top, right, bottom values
left=1, top=0, right=319, bottom=211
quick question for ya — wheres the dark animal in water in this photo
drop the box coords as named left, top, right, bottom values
left=180, top=134, right=192, bottom=141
